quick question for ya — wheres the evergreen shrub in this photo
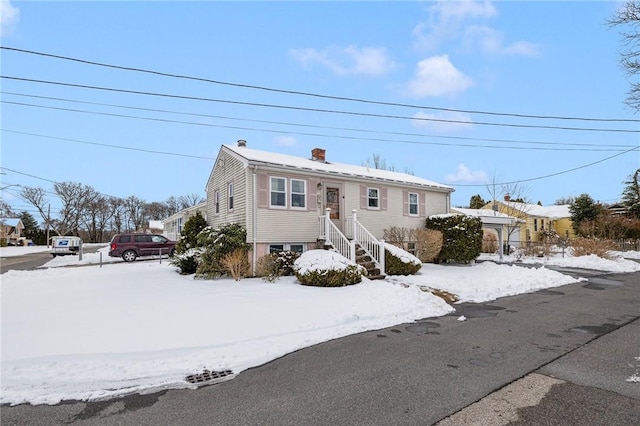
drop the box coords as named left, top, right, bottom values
left=425, top=215, right=482, bottom=263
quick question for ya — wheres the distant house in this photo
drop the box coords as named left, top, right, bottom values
left=483, top=196, right=574, bottom=246
left=0, top=217, right=25, bottom=245
left=205, top=140, right=454, bottom=273
left=163, top=202, right=207, bottom=241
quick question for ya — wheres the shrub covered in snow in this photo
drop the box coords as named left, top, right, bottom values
left=170, top=247, right=203, bottom=275
left=293, top=250, right=365, bottom=287
left=255, top=250, right=301, bottom=282
left=425, top=215, right=482, bottom=263
left=384, top=242, right=422, bottom=275
left=195, top=223, right=250, bottom=279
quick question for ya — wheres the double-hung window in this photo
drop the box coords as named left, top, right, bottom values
left=214, top=190, right=220, bottom=214
left=291, top=179, right=306, bottom=209
left=228, top=183, right=234, bottom=210
left=368, top=188, right=379, bottom=209
left=408, top=192, right=419, bottom=216
left=270, top=177, right=286, bottom=208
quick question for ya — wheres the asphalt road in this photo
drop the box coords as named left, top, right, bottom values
left=0, top=245, right=106, bottom=274
left=1, top=269, right=639, bottom=425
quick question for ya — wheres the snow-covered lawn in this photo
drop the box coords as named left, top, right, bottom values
left=1, top=247, right=638, bottom=406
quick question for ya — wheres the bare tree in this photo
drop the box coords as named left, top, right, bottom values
left=54, top=182, right=101, bottom=236
left=82, top=194, right=116, bottom=242
left=21, top=186, right=53, bottom=233
left=124, top=196, right=148, bottom=231
left=554, top=196, right=575, bottom=205
left=164, top=196, right=181, bottom=216
left=608, top=1, right=640, bottom=112
left=0, top=200, right=16, bottom=217
left=178, top=193, right=205, bottom=210
left=145, top=201, right=170, bottom=221
left=109, top=197, right=127, bottom=234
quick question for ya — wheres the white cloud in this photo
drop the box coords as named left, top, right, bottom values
left=464, top=25, right=540, bottom=57
left=413, top=0, right=538, bottom=57
left=1, top=0, right=19, bottom=37
left=404, top=55, right=473, bottom=97
left=290, top=45, right=398, bottom=77
left=411, top=110, right=474, bottom=133
left=413, top=0, right=497, bottom=50
left=275, top=136, right=297, bottom=147
left=444, top=164, right=488, bottom=183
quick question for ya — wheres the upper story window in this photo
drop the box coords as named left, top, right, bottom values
left=368, top=188, right=379, bottom=209
left=291, top=179, right=306, bottom=209
left=270, top=177, right=286, bottom=207
left=228, top=182, right=234, bottom=210
left=214, top=190, right=220, bottom=214
left=409, top=192, right=419, bottom=216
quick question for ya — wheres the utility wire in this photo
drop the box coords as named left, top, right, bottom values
left=1, top=123, right=629, bottom=153
left=3, top=75, right=639, bottom=133
left=2, top=128, right=215, bottom=159
left=450, top=145, right=640, bottom=187
left=3, top=46, right=639, bottom=123
left=3, top=91, right=636, bottom=149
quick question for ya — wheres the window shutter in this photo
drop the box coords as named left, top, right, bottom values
left=308, top=179, right=317, bottom=211
left=258, top=173, right=268, bottom=208
left=381, top=187, right=388, bottom=210
left=420, top=192, right=427, bottom=217
left=403, top=190, right=408, bottom=217
left=360, top=185, right=367, bottom=209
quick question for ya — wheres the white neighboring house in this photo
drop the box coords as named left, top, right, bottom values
left=163, top=202, right=207, bottom=241
left=205, top=140, right=454, bottom=273
left=450, top=207, right=521, bottom=260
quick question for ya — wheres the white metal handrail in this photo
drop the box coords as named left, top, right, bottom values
left=350, top=210, right=385, bottom=275
left=319, top=208, right=354, bottom=262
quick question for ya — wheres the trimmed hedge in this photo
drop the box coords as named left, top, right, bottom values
left=384, top=243, right=422, bottom=275
left=295, top=265, right=364, bottom=287
left=425, top=215, right=482, bottom=263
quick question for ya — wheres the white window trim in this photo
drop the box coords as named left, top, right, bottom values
left=367, top=187, right=380, bottom=210
left=269, top=243, right=306, bottom=253
left=290, top=179, right=307, bottom=210
left=270, top=176, right=288, bottom=209
left=408, top=192, right=419, bottom=216
left=228, top=182, right=234, bottom=211
left=214, top=190, right=220, bottom=214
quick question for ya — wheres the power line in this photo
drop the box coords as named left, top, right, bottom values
left=450, top=145, right=640, bottom=187
left=1, top=128, right=216, bottom=159
left=3, top=46, right=639, bottom=124
left=3, top=91, right=636, bottom=150
left=1, top=124, right=629, bottom=154
left=3, top=75, right=639, bottom=134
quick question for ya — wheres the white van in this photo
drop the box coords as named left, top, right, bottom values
left=51, top=236, right=82, bottom=257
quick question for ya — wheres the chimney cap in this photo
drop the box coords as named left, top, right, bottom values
left=237, top=139, right=247, bottom=147
left=311, top=148, right=326, bottom=162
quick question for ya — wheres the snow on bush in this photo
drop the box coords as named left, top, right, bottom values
left=294, top=250, right=366, bottom=287
left=384, top=242, right=422, bottom=275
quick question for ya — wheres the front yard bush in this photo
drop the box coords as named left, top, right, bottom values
left=384, top=242, right=422, bottom=275
left=425, top=215, right=482, bottom=263
left=255, top=250, right=301, bottom=282
left=293, top=250, right=365, bottom=287
left=569, top=237, right=616, bottom=259
left=382, top=227, right=443, bottom=263
left=176, top=212, right=207, bottom=254
left=171, top=248, right=203, bottom=275
left=195, top=223, right=250, bottom=279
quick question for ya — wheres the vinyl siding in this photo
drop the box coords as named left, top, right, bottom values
left=206, top=151, right=248, bottom=231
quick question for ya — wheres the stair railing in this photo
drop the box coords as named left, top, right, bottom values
left=319, top=208, right=355, bottom=262
left=349, top=210, right=385, bottom=275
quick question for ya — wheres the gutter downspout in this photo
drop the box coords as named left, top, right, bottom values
left=252, top=165, right=258, bottom=273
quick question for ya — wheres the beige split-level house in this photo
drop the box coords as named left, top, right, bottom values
left=204, top=140, right=454, bottom=273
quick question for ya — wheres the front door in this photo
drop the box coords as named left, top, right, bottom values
left=325, top=183, right=343, bottom=231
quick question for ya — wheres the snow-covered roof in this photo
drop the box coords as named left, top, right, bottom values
left=501, top=202, right=571, bottom=219
left=148, top=220, right=163, bottom=229
left=433, top=208, right=520, bottom=226
left=0, top=218, right=22, bottom=227
left=221, top=144, right=453, bottom=192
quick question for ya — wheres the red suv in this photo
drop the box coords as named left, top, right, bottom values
left=109, top=233, right=176, bottom=262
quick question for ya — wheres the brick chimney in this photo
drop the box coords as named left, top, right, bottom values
left=504, top=194, right=511, bottom=202
left=311, top=148, right=326, bottom=162
left=237, top=139, right=247, bottom=147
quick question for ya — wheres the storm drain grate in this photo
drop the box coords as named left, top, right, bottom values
left=185, top=369, right=235, bottom=386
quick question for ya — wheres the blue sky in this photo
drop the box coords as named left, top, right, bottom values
left=1, top=0, right=638, bottom=216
